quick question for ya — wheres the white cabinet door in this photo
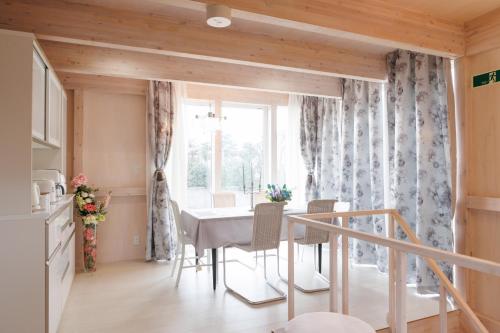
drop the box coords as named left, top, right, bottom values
left=47, top=71, right=62, bottom=147
left=32, top=50, right=46, bottom=141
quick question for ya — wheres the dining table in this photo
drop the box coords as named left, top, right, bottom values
left=181, top=205, right=307, bottom=290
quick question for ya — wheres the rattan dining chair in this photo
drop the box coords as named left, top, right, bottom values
left=170, top=200, right=209, bottom=287
left=212, top=192, right=236, bottom=208
left=278, top=199, right=336, bottom=293
left=222, top=202, right=286, bottom=305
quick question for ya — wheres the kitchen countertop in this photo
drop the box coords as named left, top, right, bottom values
left=32, top=194, right=74, bottom=221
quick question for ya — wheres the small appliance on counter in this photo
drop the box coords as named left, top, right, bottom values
left=34, top=179, right=57, bottom=204
left=31, top=182, right=40, bottom=210
left=33, top=169, right=67, bottom=201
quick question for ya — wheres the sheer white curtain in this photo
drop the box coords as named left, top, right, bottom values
left=286, top=95, right=306, bottom=206
left=165, top=82, right=188, bottom=209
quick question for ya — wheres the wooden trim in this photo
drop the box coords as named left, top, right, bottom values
left=73, top=89, right=84, bottom=176
left=97, top=187, right=146, bottom=197
left=465, top=7, right=500, bottom=56
left=41, top=40, right=343, bottom=97
left=194, top=0, right=465, bottom=57
left=466, top=196, right=500, bottom=212
left=0, top=0, right=386, bottom=80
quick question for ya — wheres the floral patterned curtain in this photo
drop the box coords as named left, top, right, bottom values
left=299, top=96, right=341, bottom=201
left=387, top=50, right=453, bottom=293
left=340, top=79, right=387, bottom=271
left=146, top=81, right=177, bottom=261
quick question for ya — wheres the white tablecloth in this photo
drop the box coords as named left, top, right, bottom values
left=181, top=206, right=306, bottom=254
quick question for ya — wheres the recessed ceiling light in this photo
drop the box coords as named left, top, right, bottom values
left=206, top=4, right=232, bottom=28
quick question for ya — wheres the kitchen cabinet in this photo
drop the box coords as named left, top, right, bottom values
left=44, top=197, right=75, bottom=333
left=47, top=70, right=62, bottom=147
left=32, top=49, right=47, bottom=141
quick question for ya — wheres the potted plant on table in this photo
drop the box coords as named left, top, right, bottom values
left=71, top=173, right=111, bottom=272
left=266, top=184, right=292, bottom=205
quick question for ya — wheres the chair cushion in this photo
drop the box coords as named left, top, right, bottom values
left=284, top=312, right=375, bottom=333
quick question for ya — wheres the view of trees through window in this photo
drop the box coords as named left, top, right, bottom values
left=185, top=101, right=213, bottom=208
left=185, top=100, right=283, bottom=208
left=222, top=104, right=265, bottom=206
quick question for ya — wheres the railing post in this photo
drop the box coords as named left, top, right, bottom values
left=288, top=220, right=295, bottom=320
left=394, top=250, right=407, bottom=333
left=329, top=230, right=338, bottom=312
left=439, top=284, right=447, bottom=333
left=341, top=215, right=349, bottom=315
left=388, top=214, right=396, bottom=332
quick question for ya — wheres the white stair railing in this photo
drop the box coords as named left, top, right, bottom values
left=287, top=209, right=500, bottom=333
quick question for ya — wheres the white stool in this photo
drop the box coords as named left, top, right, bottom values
left=278, top=312, right=375, bottom=333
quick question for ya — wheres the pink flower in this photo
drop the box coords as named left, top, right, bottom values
left=84, top=203, right=97, bottom=212
left=71, top=173, right=88, bottom=188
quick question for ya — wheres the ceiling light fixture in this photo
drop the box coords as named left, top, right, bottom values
left=206, top=4, right=232, bottom=28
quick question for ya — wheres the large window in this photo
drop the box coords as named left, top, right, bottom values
left=185, top=100, right=213, bottom=209
left=221, top=103, right=267, bottom=206
left=184, top=99, right=287, bottom=209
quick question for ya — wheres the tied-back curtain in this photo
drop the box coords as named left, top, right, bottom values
left=340, top=79, right=386, bottom=271
left=146, top=81, right=177, bottom=261
left=299, top=95, right=341, bottom=201
left=387, top=50, right=453, bottom=293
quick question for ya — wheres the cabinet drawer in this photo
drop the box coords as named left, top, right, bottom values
left=46, top=206, right=71, bottom=260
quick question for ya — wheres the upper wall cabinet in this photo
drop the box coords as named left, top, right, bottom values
left=47, top=70, right=62, bottom=147
left=32, top=44, right=65, bottom=149
left=32, top=50, right=47, bottom=141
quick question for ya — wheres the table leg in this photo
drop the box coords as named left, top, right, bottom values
left=212, top=248, right=217, bottom=290
left=195, top=251, right=199, bottom=266
left=318, top=243, right=322, bottom=274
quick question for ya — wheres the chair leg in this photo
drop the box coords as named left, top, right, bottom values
left=277, top=244, right=329, bottom=293
left=223, top=246, right=286, bottom=305
left=170, top=248, right=179, bottom=278
left=175, top=243, right=186, bottom=288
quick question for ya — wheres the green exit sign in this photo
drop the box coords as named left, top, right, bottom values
left=473, top=70, right=500, bottom=88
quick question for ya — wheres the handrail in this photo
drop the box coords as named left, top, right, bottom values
left=287, top=209, right=500, bottom=333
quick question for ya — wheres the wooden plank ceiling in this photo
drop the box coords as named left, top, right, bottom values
left=1, top=0, right=499, bottom=95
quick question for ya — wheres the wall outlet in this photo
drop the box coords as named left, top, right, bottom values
left=132, top=235, right=140, bottom=246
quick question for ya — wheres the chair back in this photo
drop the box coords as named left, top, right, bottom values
left=302, top=199, right=336, bottom=244
left=212, top=192, right=236, bottom=208
left=170, top=200, right=184, bottom=243
left=251, top=202, right=285, bottom=251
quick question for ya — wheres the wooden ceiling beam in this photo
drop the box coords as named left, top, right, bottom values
left=465, top=7, right=500, bottom=56
left=40, top=40, right=342, bottom=97
left=194, top=0, right=466, bottom=57
left=0, top=0, right=385, bottom=80
left=59, top=73, right=148, bottom=96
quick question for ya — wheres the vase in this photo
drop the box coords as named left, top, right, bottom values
left=83, top=223, right=97, bottom=272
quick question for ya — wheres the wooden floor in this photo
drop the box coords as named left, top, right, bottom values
left=59, top=247, right=448, bottom=333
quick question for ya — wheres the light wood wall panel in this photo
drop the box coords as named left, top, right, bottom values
left=186, top=83, right=290, bottom=106
left=41, top=41, right=343, bottom=98
left=0, top=0, right=386, bottom=80
left=73, top=90, right=147, bottom=268
left=464, top=46, right=500, bottom=332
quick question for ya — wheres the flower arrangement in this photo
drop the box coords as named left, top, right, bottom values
left=266, top=184, right=292, bottom=203
left=71, top=173, right=111, bottom=272
left=71, top=173, right=111, bottom=225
